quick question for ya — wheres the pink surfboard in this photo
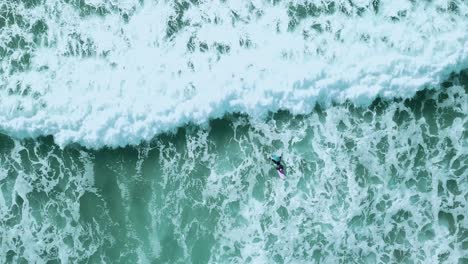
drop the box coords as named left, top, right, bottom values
left=277, top=168, right=286, bottom=179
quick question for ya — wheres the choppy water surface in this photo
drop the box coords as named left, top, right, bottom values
left=1, top=82, right=467, bottom=263
left=0, top=0, right=467, bottom=263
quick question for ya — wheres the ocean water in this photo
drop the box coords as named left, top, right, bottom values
left=0, top=0, right=467, bottom=263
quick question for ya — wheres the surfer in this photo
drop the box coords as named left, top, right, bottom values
left=271, top=154, right=285, bottom=179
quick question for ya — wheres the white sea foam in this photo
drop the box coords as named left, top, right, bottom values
left=0, top=0, right=467, bottom=148
left=0, top=84, right=466, bottom=263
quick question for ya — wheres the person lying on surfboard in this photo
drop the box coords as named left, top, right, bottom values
left=271, top=154, right=286, bottom=179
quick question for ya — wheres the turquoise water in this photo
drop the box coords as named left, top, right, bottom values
left=1, top=0, right=468, bottom=263
left=1, top=81, right=467, bottom=263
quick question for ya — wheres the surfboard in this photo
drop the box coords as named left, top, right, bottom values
left=277, top=169, right=286, bottom=179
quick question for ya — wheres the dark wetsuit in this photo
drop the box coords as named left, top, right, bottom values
left=271, top=158, right=284, bottom=172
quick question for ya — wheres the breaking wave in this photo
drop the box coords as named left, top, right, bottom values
left=0, top=0, right=467, bottom=148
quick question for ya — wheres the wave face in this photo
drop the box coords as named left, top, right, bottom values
left=0, top=84, right=467, bottom=263
left=0, top=0, right=467, bottom=148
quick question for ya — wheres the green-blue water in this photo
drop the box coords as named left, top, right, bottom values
left=1, top=0, right=468, bottom=263
left=1, top=82, right=467, bottom=263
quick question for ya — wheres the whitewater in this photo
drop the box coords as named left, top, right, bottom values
left=0, top=0, right=467, bottom=263
left=0, top=0, right=466, bottom=148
